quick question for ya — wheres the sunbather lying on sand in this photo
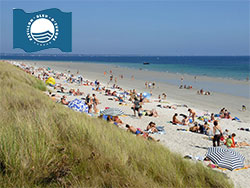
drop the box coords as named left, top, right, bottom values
left=162, top=105, right=177, bottom=110
left=144, top=109, right=159, bottom=117
left=61, top=95, right=69, bottom=105
left=126, top=124, right=142, bottom=135
left=146, top=122, right=158, bottom=133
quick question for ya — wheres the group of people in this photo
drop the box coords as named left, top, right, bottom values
left=13, top=61, right=249, bottom=152
left=197, top=89, right=211, bottom=95
left=145, top=81, right=156, bottom=89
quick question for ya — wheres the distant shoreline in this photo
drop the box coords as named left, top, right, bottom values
left=1, top=55, right=249, bottom=81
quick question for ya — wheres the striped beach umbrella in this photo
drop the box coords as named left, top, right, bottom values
left=101, top=108, right=124, bottom=116
left=206, top=147, right=245, bottom=171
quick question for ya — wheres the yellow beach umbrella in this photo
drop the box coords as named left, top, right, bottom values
left=45, top=77, right=56, bottom=85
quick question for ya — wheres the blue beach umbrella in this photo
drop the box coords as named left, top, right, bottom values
left=68, top=98, right=88, bottom=113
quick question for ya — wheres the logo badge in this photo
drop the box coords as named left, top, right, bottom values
left=13, top=8, right=72, bottom=52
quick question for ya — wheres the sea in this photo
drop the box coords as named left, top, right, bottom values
left=1, top=54, right=250, bottom=98
left=1, top=55, right=249, bottom=80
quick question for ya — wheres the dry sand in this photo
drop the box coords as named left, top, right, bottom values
left=13, top=60, right=250, bottom=188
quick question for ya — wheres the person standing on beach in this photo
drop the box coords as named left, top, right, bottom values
left=92, top=94, right=99, bottom=113
left=181, top=76, right=184, bottom=85
left=152, top=82, right=155, bottom=89
left=212, top=120, right=223, bottom=147
left=133, top=97, right=142, bottom=118
left=86, top=94, right=92, bottom=113
left=188, top=109, right=196, bottom=122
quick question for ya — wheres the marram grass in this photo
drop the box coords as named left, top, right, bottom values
left=0, top=61, right=232, bottom=187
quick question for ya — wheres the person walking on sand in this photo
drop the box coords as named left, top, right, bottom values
left=188, top=109, right=196, bottom=122
left=212, top=120, right=223, bottom=147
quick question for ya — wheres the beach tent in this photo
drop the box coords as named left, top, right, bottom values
left=101, top=108, right=124, bottom=116
left=45, top=77, right=56, bottom=85
left=206, top=147, right=245, bottom=171
left=68, top=98, right=88, bottom=113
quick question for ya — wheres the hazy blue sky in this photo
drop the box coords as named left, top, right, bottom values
left=0, top=0, right=249, bottom=55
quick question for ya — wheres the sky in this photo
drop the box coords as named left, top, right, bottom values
left=0, top=0, right=249, bottom=55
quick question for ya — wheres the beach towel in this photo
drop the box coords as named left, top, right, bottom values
left=147, top=127, right=166, bottom=135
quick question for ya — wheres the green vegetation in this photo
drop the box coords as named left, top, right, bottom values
left=0, top=61, right=232, bottom=187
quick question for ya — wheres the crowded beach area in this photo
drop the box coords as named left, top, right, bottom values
left=8, top=60, right=250, bottom=188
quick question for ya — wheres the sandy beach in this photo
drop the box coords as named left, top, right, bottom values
left=12, top=60, right=250, bottom=188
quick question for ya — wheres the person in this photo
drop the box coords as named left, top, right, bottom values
left=230, top=133, right=250, bottom=147
left=162, top=105, right=177, bottom=110
left=242, top=105, right=246, bottom=111
left=76, top=89, right=84, bottom=96
left=189, top=123, right=200, bottom=132
left=145, top=81, right=148, bottom=88
left=210, top=113, right=215, bottom=121
left=146, top=122, right=158, bottom=133
left=162, top=93, right=167, bottom=100
left=85, top=94, right=92, bottom=113
left=222, top=129, right=229, bottom=140
left=152, top=82, right=155, bottom=89
left=50, top=94, right=57, bottom=102
left=212, top=120, right=222, bottom=147
left=92, top=94, right=99, bottom=113
left=113, top=116, right=123, bottom=125
left=61, top=95, right=69, bottom=105
left=172, top=113, right=182, bottom=124
left=203, top=122, right=211, bottom=135
left=182, top=115, right=189, bottom=125
left=219, top=108, right=225, bottom=118
left=144, top=109, right=159, bottom=117
left=126, top=124, right=141, bottom=135
left=133, top=97, right=142, bottom=118
left=141, top=132, right=160, bottom=142
left=188, top=109, right=196, bottom=122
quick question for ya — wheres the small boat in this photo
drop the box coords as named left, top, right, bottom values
left=143, top=62, right=150, bottom=65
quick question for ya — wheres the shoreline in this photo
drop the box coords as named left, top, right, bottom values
left=3, top=59, right=250, bottom=98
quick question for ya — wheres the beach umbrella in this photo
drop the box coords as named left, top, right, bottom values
left=68, top=98, right=88, bottom=113
left=101, top=108, right=124, bottom=116
left=205, top=147, right=245, bottom=171
left=45, top=77, right=56, bottom=85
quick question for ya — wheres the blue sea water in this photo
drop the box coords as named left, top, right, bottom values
left=1, top=54, right=249, bottom=80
